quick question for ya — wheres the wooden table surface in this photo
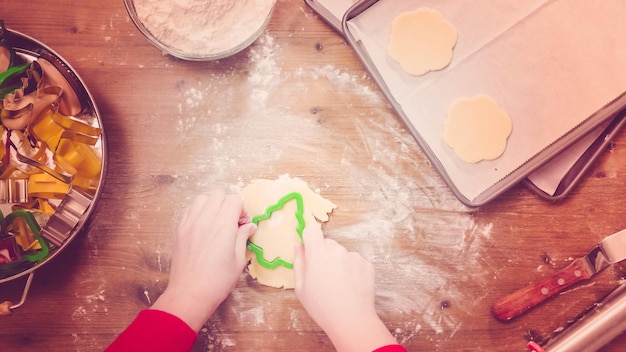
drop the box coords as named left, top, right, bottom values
left=2, top=1, right=626, bottom=351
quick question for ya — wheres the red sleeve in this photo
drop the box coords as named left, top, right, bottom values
left=373, top=345, right=408, bottom=352
left=105, top=309, right=197, bottom=352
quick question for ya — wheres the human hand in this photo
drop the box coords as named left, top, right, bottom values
left=152, top=190, right=257, bottom=331
left=293, top=227, right=397, bottom=352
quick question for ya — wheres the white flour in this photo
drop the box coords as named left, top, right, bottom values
left=132, top=0, right=275, bottom=56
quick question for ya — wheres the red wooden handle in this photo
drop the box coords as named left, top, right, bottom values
left=491, top=257, right=591, bottom=321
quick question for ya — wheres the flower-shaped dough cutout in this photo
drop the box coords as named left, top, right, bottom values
left=443, top=95, right=512, bottom=163
left=388, top=8, right=457, bottom=76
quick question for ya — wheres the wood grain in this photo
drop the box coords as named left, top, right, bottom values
left=1, top=1, right=626, bottom=351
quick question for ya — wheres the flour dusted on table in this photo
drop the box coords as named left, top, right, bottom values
left=133, top=0, right=275, bottom=57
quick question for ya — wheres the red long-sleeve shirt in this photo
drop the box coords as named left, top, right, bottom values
left=106, top=309, right=407, bottom=352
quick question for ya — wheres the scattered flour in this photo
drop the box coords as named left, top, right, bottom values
left=72, top=280, right=109, bottom=325
left=248, top=34, right=281, bottom=103
left=238, top=306, right=265, bottom=326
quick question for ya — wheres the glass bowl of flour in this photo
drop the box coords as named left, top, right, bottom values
left=124, top=0, right=276, bottom=61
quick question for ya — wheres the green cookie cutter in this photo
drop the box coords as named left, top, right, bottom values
left=247, top=192, right=305, bottom=269
left=0, top=20, right=30, bottom=99
left=0, top=209, right=49, bottom=269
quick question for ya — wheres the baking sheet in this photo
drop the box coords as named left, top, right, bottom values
left=526, top=110, right=626, bottom=199
left=341, top=0, right=626, bottom=206
left=526, top=120, right=612, bottom=197
left=304, top=0, right=355, bottom=31
left=305, top=0, right=626, bottom=203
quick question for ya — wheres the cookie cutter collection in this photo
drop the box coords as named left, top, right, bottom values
left=0, top=20, right=104, bottom=315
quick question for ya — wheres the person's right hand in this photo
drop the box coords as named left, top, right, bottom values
left=293, top=227, right=397, bottom=352
left=152, top=190, right=256, bottom=332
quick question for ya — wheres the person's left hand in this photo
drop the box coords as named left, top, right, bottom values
left=152, top=190, right=256, bottom=331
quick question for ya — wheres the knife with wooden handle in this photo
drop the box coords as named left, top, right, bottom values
left=492, top=228, right=626, bottom=322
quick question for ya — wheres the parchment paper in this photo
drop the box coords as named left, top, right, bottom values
left=344, top=0, right=626, bottom=204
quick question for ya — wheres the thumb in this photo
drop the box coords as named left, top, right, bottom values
left=293, top=243, right=305, bottom=292
left=235, top=223, right=257, bottom=263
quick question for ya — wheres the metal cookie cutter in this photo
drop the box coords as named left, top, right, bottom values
left=0, top=178, right=28, bottom=204
left=39, top=186, right=92, bottom=248
left=247, top=192, right=306, bottom=269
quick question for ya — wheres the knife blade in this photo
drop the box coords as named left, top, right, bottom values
left=492, top=228, right=626, bottom=322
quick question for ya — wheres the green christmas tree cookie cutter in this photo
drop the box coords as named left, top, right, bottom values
left=247, top=192, right=305, bottom=270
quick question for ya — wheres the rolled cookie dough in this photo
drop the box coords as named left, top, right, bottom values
left=241, top=175, right=336, bottom=289
left=387, top=8, right=457, bottom=76
left=443, top=95, right=512, bottom=163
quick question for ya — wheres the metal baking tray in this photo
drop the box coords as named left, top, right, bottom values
left=524, top=108, right=626, bottom=201
left=305, top=0, right=626, bottom=206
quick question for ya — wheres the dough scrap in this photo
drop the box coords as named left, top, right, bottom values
left=240, top=175, right=336, bottom=289
left=443, top=95, right=512, bottom=163
left=387, top=8, right=457, bottom=76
